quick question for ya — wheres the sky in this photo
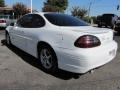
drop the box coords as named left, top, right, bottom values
left=4, top=0, right=120, bottom=16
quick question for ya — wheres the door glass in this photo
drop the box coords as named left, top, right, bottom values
left=16, top=14, right=33, bottom=28
left=32, top=14, right=45, bottom=28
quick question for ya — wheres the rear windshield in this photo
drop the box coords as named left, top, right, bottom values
left=44, top=13, right=88, bottom=26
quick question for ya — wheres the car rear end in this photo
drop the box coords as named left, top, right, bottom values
left=57, top=27, right=118, bottom=74
left=0, top=15, right=11, bottom=28
left=43, top=13, right=117, bottom=73
left=0, top=19, right=7, bottom=28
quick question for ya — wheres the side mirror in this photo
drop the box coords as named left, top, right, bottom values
left=10, top=23, right=14, bottom=26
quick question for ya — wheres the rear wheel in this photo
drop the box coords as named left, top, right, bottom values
left=38, top=45, right=58, bottom=73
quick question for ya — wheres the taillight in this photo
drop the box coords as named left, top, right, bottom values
left=74, top=35, right=101, bottom=48
left=0, top=20, right=6, bottom=23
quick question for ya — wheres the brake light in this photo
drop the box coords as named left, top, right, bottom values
left=0, top=20, right=6, bottom=23
left=74, top=35, right=101, bottom=48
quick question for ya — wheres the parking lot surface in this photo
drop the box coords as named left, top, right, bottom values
left=0, top=30, right=120, bottom=90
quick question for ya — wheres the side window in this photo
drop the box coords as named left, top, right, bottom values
left=17, top=14, right=45, bottom=28
left=32, top=14, right=45, bottom=28
left=16, top=18, right=22, bottom=27
left=17, top=15, right=33, bottom=28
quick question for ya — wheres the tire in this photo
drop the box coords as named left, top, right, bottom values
left=6, top=32, right=11, bottom=45
left=38, top=45, right=58, bottom=73
left=118, top=31, right=120, bottom=35
left=105, top=25, right=108, bottom=28
left=98, top=24, right=102, bottom=27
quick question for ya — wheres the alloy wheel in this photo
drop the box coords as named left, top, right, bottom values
left=40, top=49, right=53, bottom=69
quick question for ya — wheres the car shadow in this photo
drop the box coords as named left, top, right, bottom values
left=1, top=39, right=81, bottom=80
left=0, top=27, right=6, bottom=30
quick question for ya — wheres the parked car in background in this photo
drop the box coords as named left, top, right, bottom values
left=6, top=12, right=117, bottom=74
left=115, top=17, right=120, bottom=33
left=97, top=14, right=118, bottom=29
left=0, top=15, right=14, bottom=28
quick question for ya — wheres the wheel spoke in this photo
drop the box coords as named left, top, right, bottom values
left=43, top=60, right=47, bottom=67
left=46, top=59, right=51, bottom=65
left=41, top=54, right=45, bottom=61
left=43, top=49, right=48, bottom=57
left=46, top=55, right=52, bottom=59
left=6, top=34, right=10, bottom=44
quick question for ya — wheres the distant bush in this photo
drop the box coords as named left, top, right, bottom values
left=91, top=16, right=97, bottom=24
left=83, top=16, right=91, bottom=23
left=82, top=16, right=97, bottom=24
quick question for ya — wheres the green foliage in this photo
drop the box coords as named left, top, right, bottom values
left=43, top=0, right=68, bottom=12
left=42, top=5, right=58, bottom=12
left=0, top=0, right=5, bottom=7
left=71, top=6, right=88, bottom=19
left=82, top=16, right=97, bottom=24
left=91, top=16, right=97, bottom=24
left=13, top=2, right=30, bottom=18
left=83, top=16, right=91, bottom=23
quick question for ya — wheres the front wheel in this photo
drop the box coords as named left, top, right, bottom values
left=38, top=45, right=58, bottom=73
left=6, top=33, right=11, bottom=45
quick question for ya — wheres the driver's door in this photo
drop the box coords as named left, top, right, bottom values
left=10, top=15, right=33, bottom=51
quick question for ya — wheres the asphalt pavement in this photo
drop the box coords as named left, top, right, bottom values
left=0, top=30, right=120, bottom=90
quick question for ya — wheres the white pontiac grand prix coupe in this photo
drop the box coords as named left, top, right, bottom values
left=6, top=12, right=118, bottom=74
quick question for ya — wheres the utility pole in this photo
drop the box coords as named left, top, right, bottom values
left=31, top=0, right=32, bottom=13
left=88, top=0, right=96, bottom=17
left=88, top=1, right=92, bottom=17
left=88, top=0, right=95, bottom=24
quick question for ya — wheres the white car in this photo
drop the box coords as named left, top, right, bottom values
left=0, top=15, right=14, bottom=28
left=0, top=19, right=6, bottom=28
left=6, top=12, right=118, bottom=74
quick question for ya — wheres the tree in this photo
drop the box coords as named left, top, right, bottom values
left=0, top=0, right=5, bottom=7
left=43, top=0, right=68, bottom=12
left=42, top=5, right=58, bottom=12
left=13, top=2, right=30, bottom=19
left=71, top=6, right=88, bottom=19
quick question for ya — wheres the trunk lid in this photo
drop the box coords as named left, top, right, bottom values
left=70, top=26, right=110, bottom=34
left=62, top=26, right=114, bottom=44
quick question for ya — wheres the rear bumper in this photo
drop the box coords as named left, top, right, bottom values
left=0, top=23, right=7, bottom=27
left=56, top=41, right=117, bottom=73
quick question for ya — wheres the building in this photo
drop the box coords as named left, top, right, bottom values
left=0, top=7, right=13, bottom=15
